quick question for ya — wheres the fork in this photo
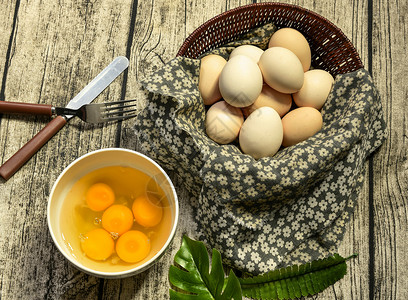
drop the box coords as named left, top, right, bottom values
left=0, top=99, right=139, bottom=123
left=55, top=99, right=139, bottom=123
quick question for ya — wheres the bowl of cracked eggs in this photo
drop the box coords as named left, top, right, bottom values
left=177, top=2, right=363, bottom=159
left=47, top=148, right=179, bottom=278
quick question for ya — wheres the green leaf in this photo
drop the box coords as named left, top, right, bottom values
left=239, top=254, right=358, bottom=300
left=169, top=235, right=243, bottom=300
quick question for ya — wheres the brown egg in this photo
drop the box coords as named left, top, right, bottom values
left=293, top=69, right=334, bottom=110
left=205, top=101, right=244, bottom=144
left=268, top=28, right=311, bottom=72
left=198, top=54, right=227, bottom=105
left=281, top=107, right=323, bottom=147
left=242, top=84, right=292, bottom=118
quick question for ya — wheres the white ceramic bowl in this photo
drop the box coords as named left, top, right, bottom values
left=47, top=148, right=179, bottom=278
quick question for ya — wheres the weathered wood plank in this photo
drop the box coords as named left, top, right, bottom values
left=371, top=0, right=408, bottom=299
left=0, top=0, right=19, bottom=100
left=0, top=0, right=132, bottom=299
left=1, top=0, right=406, bottom=299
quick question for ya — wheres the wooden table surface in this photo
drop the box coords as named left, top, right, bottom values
left=0, top=0, right=406, bottom=299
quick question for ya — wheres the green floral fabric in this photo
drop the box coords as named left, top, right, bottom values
left=134, top=24, right=387, bottom=275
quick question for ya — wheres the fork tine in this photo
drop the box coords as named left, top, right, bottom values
left=101, top=108, right=139, bottom=122
left=101, top=113, right=139, bottom=122
left=100, top=102, right=138, bottom=113
left=103, top=99, right=138, bottom=107
left=104, top=108, right=138, bottom=117
left=95, top=99, right=139, bottom=122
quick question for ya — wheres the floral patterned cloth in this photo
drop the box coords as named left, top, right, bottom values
left=134, top=24, right=387, bottom=275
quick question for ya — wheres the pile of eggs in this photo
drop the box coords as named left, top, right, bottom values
left=199, top=28, right=334, bottom=159
left=80, top=182, right=163, bottom=263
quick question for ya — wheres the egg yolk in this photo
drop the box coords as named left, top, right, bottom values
left=102, top=204, right=134, bottom=236
left=116, top=230, right=151, bottom=263
left=85, top=183, right=115, bottom=212
left=132, top=195, right=163, bottom=227
left=80, top=228, right=114, bottom=261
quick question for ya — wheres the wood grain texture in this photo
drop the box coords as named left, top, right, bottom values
left=0, top=0, right=132, bottom=299
left=0, top=0, right=18, bottom=97
left=371, top=0, right=408, bottom=299
left=0, top=0, right=406, bottom=299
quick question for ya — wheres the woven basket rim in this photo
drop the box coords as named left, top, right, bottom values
left=176, top=2, right=363, bottom=73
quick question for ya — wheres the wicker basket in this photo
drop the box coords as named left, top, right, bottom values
left=177, top=2, right=363, bottom=76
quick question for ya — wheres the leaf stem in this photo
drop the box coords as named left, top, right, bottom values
left=345, top=253, right=359, bottom=260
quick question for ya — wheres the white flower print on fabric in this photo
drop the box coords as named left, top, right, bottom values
left=134, top=23, right=387, bottom=275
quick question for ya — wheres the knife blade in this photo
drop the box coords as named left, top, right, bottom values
left=64, top=56, right=129, bottom=116
left=0, top=56, right=129, bottom=181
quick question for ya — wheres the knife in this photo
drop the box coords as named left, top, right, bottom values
left=0, top=56, right=129, bottom=181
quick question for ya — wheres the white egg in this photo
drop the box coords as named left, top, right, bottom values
left=268, top=28, right=312, bottom=72
left=293, top=69, right=334, bottom=110
left=258, top=47, right=304, bottom=94
left=219, top=55, right=263, bottom=107
left=239, top=106, right=283, bottom=159
left=205, top=101, right=244, bottom=144
left=229, top=45, right=264, bottom=63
